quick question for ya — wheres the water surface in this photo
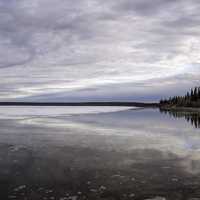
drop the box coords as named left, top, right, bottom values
left=0, top=106, right=200, bottom=200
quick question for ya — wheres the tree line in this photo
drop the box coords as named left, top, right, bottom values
left=160, top=86, right=200, bottom=107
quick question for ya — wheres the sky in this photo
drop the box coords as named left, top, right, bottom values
left=0, top=0, right=200, bottom=102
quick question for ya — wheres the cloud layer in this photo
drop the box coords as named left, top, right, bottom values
left=0, top=0, right=200, bottom=101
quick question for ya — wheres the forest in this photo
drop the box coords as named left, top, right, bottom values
left=160, top=86, right=200, bottom=107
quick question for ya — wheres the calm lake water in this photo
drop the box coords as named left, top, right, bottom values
left=0, top=106, right=200, bottom=200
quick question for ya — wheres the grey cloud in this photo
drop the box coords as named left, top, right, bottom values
left=19, top=73, right=200, bottom=102
left=0, top=0, right=200, bottom=100
left=114, top=0, right=179, bottom=16
left=0, top=0, right=97, bottom=68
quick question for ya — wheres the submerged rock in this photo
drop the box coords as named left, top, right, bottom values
left=145, top=197, right=166, bottom=200
left=129, top=193, right=135, bottom=198
left=13, top=185, right=26, bottom=192
left=59, top=198, right=68, bottom=200
left=99, top=185, right=106, bottom=191
left=68, top=196, right=78, bottom=200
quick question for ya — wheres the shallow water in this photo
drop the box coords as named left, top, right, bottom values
left=0, top=106, right=200, bottom=200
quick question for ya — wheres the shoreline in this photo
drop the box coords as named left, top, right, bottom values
left=0, top=102, right=158, bottom=107
left=0, top=101, right=199, bottom=114
left=159, top=106, right=200, bottom=113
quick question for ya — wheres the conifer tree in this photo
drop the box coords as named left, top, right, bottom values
left=159, top=86, right=200, bottom=107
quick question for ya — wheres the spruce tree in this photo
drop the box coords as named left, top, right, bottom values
left=160, top=86, right=200, bottom=107
left=194, top=87, right=198, bottom=101
left=198, top=87, right=200, bottom=99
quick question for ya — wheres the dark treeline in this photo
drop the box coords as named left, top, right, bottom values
left=0, top=102, right=158, bottom=107
left=160, top=109, right=200, bottom=128
left=160, top=86, right=200, bottom=107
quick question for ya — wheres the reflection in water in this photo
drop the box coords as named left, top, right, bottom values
left=159, top=108, right=200, bottom=128
left=1, top=107, right=200, bottom=199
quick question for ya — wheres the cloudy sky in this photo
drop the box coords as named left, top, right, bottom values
left=0, top=0, right=200, bottom=102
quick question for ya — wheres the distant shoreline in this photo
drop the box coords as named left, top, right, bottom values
left=1, top=102, right=199, bottom=113
left=0, top=102, right=159, bottom=107
left=159, top=106, right=200, bottom=113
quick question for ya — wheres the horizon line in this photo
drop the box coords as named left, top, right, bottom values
left=0, top=101, right=159, bottom=107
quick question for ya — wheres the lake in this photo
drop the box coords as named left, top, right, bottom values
left=0, top=106, right=200, bottom=200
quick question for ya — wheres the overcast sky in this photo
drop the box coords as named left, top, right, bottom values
left=0, top=0, right=200, bottom=102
